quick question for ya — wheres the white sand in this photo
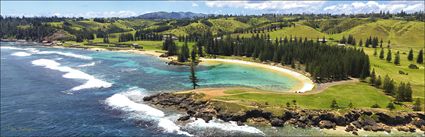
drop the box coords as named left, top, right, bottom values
left=200, top=58, right=315, bottom=93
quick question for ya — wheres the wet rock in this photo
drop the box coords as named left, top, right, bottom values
left=237, top=121, right=244, bottom=126
left=271, top=118, right=284, bottom=127
left=319, top=120, right=335, bottom=129
left=352, top=131, right=358, bottom=135
left=178, top=115, right=190, bottom=121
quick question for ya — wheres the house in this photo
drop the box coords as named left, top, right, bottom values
left=162, top=34, right=178, bottom=40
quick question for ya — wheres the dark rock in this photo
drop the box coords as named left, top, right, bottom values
left=245, top=109, right=272, bottom=120
left=344, top=111, right=361, bottom=123
left=237, top=121, right=244, bottom=126
left=319, top=120, right=336, bottom=129
left=376, top=112, right=412, bottom=126
left=412, top=118, right=425, bottom=128
left=352, top=131, right=358, bottom=135
left=345, top=125, right=355, bottom=132
left=271, top=118, right=284, bottom=127
left=397, top=126, right=410, bottom=132
left=362, top=110, right=373, bottom=116
left=352, top=121, right=362, bottom=129
left=408, top=126, right=416, bottom=132
left=295, top=121, right=307, bottom=128
left=178, top=115, right=190, bottom=121
left=282, top=111, right=298, bottom=121
left=187, top=110, right=196, bottom=116
left=334, top=116, right=347, bottom=126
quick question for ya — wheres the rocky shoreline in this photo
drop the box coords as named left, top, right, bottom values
left=143, top=92, right=425, bottom=135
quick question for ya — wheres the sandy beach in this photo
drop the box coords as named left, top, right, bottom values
left=200, top=58, right=315, bottom=93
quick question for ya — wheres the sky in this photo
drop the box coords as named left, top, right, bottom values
left=1, top=1, right=424, bottom=18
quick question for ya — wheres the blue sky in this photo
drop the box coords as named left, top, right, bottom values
left=1, top=1, right=424, bottom=18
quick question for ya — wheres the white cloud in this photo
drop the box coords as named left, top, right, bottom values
left=324, top=1, right=424, bottom=14
left=205, top=1, right=325, bottom=11
left=192, top=2, right=199, bottom=7
left=45, top=10, right=138, bottom=18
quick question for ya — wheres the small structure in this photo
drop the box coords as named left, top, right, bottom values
left=337, top=44, right=346, bottom=46
left=214, top=37, right=222, bottom=40
left=317, top=38, right=327, bottom=43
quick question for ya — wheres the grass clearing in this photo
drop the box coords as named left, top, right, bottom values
left=216, top=83, right=396, bottom=111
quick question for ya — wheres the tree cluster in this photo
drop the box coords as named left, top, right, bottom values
left=369, top=71, right=412, bottom=102
left=118, top=33, right=134, bottom=42
left=134, top=31, right=163, bottom=41
left=199, top=33, right=370, bottom=82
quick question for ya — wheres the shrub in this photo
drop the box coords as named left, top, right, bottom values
left=408, top=64, right=419, bottom=69
left=371, top=104, right=381, bottom=108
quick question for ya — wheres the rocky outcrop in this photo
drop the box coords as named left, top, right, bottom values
left=143, top=92, right=425, bottom=134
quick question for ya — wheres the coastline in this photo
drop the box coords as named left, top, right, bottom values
left=200, top=58, right=315, bottom=93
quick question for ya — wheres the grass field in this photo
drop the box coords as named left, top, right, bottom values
left=214, top=83, right=401, bottom=115
left=363, top=47, right=424, bottom=99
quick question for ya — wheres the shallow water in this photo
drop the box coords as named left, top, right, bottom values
left=1, top=42, right=418, bottom=136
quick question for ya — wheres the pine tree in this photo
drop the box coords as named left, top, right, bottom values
left=103, top=35, right=109, bottom=43
left=330, top=99, right=339, bottom=109
left=417, top=49, right=423, bottom=64
left=359, top=39, right=363, bottom=47
left=189, top=62, right=199, bottom=89
left=191, top=45, right=197, bottom=62
left=407, top=48, right=414, bottom=61
left=369, top=69, right=376, bottom=85
left=178, top=41, right=190, bottom=62
left=394, top=51, right=400, bottom=65
left=379, top=48, right=385, bottom=59
left=383, top=75, right=395, bottom=95
left=386, top=49, right=392, bottom=62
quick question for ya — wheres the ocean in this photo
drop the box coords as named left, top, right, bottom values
left=0, top=42, right=353, bottom=136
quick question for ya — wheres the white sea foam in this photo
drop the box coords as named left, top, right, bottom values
left=105, top=89, right=192, bottom=136
left=31, top=59, right=112, bottom=91
left=78, top=62, right=96, bottom=67
left=1, top=46, right=23, bottom=50
left=11, top=52, right=32, bottom=57
left=2, top=46, right=92, bottom=60
left=105, top=93, right=165, bottom=117
left=185, top=118, right=265, bottom=135
left=37, top=51, right=92, bottom=60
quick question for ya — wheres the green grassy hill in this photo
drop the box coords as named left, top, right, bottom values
left=235, top=24, right=326, bottom=39
left=333, top=20, right=424, bottom=49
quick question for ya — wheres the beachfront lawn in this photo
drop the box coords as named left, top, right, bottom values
left=214, top=82, right=405, bottom=114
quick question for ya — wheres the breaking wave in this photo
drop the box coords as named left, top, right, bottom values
left=78, top=62, right=96, bottom=67
left=31, top=59, right=112, bottom=91
left=105, top=88, right=192, bottom=136
left=2, top=46, right=92, bottom=60
left=184, top=118, right=265, bottom=135
left=11, top=52, right=32, bottom=57
left=36, top=51, right=92, bottom=60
